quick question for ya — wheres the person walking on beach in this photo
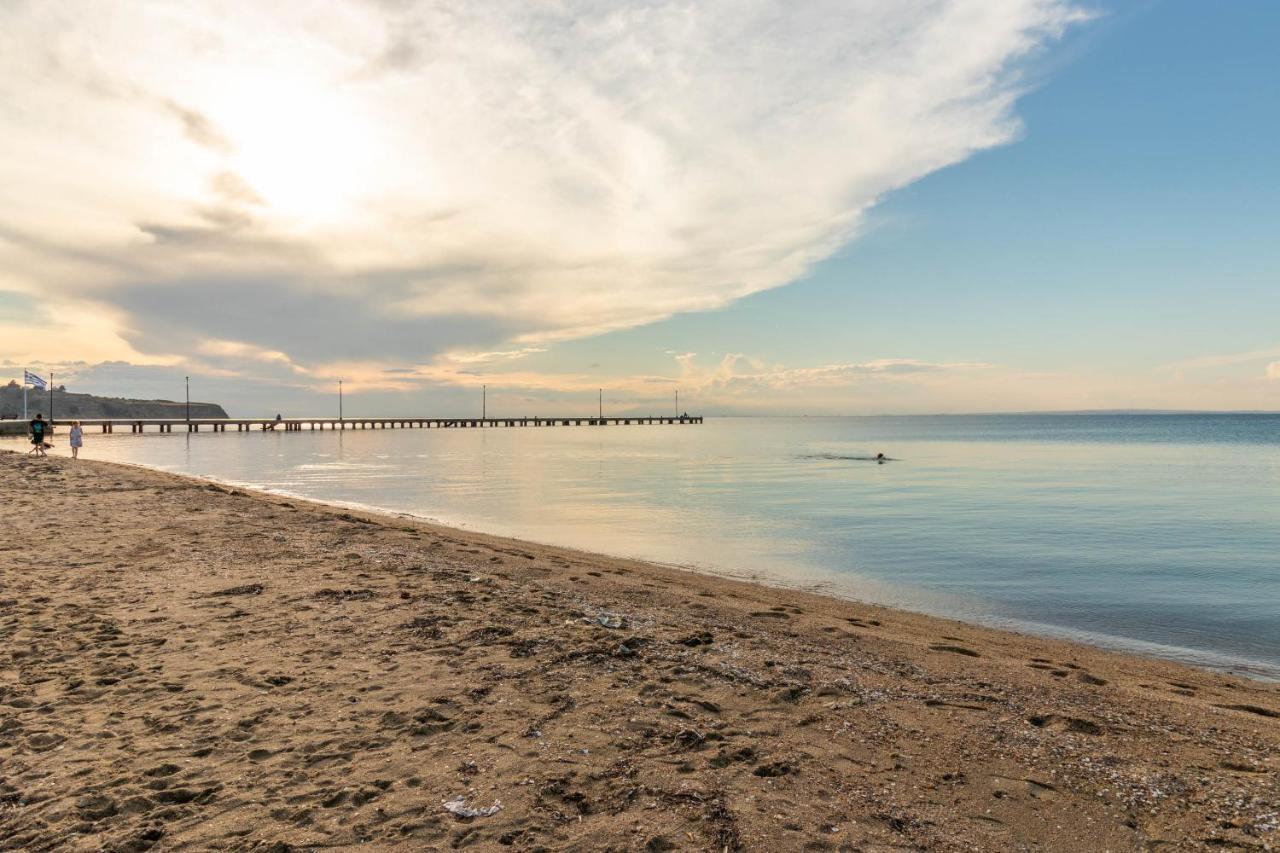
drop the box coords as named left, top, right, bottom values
left=69, top=421, right=84, bottom=459
left=28, top=413, right=48, bottom=458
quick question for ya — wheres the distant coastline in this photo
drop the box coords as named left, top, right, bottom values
left=0, top=383, right=227, bottom=434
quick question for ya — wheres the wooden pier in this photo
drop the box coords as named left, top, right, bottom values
left=63, top=416, right=703, bottom=434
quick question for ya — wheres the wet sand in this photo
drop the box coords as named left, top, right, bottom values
left=1, top=451, right=1277, bottom=851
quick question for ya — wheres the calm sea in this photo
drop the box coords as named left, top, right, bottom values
left=10, top=414, right=1280, bottom=679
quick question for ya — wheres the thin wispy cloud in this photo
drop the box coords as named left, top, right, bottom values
left=1161, top=344, right=1280, bottom=373
left=678, top=354, right=992, bottom=394
left=0, top=0, right=1083, bottom=386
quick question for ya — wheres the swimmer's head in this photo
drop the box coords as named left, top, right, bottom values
left=876, top=452, right=885, bottom=460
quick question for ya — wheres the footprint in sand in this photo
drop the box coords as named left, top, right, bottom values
left=143, top=763, right=181, bottom=778
left=313, top=588, right=375, bottom=602
left=209, top=583, right=264, bottom=598
left=1212, top=703, right=1279, bottom=719
left=990, top=775, right=1059, bottom=801
left=930, top=644, right=980, bottom=658
left=925, top=699, right=991, bottom=711
left=709, top=745, right=758, bottom=768
left=677, top=631, right=714, bottom=647
left=1220, top=760, right=1271, bottom=773
left=1027, top=714, right=1102, bottom=735
left=26, top=732, right=66, bottom=751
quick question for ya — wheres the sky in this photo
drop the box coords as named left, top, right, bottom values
left=1, top=0, right=1277, bottom=417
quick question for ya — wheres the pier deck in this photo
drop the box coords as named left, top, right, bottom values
left=49, top=416, right=702, bottom=434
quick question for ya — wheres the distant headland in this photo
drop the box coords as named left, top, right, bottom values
left=0, top=381, right=227, bottom=422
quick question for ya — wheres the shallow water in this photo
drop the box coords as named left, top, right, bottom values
left=11, top=413, right=1280, bottom=678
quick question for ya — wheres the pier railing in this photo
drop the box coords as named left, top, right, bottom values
left=54, top=416, right=703, bottom=433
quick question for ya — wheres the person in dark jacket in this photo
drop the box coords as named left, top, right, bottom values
left=29, top=414, right=48, bottom=457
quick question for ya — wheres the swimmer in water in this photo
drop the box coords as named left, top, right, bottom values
left=876, top=452, right=887, bottom=463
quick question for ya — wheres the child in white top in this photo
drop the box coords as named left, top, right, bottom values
left=69, top=421, right=84, bottom=459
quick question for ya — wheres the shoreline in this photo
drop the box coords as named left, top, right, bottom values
left=141, top=477, right=1280, bottom=683
left=13, top=441, right=1278, bottom=683
left=2, top=451, right=1278, bottom=850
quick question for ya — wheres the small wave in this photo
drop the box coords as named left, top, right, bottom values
left=294, top=461, right=396, bottom=472
left=799, top=453, right=895, bottom=462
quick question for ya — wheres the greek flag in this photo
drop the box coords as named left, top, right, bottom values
left=24, top=370, right=46, bottom=390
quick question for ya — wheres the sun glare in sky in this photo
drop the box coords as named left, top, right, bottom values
left=216, top=78, right=381, bottom=225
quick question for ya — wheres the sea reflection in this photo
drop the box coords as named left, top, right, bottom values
left=7, top=414, right=1279, bottom=678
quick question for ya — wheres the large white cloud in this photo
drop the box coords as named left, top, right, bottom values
left=0, top=0, right=1083, bottom=370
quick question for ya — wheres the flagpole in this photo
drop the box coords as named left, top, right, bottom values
left=22, top=379, right=27, bottom=421
left=49, top=372, right=54, bottom=426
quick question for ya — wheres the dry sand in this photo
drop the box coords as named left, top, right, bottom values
left=1, top=451, right=1277, bottom=852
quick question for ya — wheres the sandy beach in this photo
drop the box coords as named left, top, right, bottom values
left=1, top=451, right=1277, bottom=851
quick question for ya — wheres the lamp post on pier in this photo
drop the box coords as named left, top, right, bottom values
left=339, top=379, right=343, bottom=423
left=482, top=384, right=486, bottom=421
left=185, top=376, right=190, bottom=426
